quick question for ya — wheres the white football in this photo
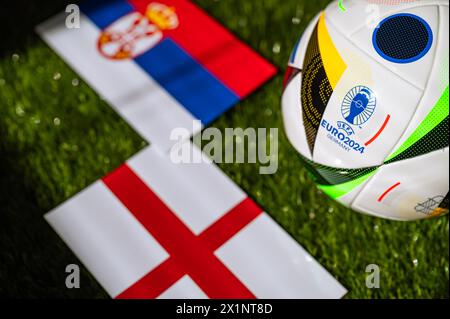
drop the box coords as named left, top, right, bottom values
left=282, top=0, right=449, bottom=220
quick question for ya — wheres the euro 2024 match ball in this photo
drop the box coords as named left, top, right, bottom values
left=282, top=0, right=449, bottom=221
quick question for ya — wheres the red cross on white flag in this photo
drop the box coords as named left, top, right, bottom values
left=46, top=144, right=346, bottom=299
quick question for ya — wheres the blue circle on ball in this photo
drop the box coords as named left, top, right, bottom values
left=372, top=13, right=433, bottom=64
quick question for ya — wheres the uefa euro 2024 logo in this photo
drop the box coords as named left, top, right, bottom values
left=323, top=85, right=376, bottom=155
left=341, top=86, right=377, bottom=127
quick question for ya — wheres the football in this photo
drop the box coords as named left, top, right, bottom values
left=282, top=0, right=449, bottom=220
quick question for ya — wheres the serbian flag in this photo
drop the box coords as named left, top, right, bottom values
left=37, top=0, right=276, bottom=150
left=45, top=143, right=346, bottom=299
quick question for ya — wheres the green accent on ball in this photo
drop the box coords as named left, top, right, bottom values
left=386, top=86, right=449, bottom=162
left=318, top=170, right=376, bottom=199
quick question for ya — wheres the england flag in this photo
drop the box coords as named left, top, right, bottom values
left=45, top=144, right=347, bottom=299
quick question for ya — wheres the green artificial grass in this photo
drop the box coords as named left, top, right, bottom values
left=0, top=0, right=448, bottom=299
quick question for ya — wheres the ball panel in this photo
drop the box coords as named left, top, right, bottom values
left=317, top=169, right=376, bottom=207
left=301, top=21, right=334, bottom=154
left=282, top=15, right=320, bottom=160
left=385, top=89, right=448, bottom=164
left=329, top=181, right=370, bottom=208
left=282, top=1, right=449, bottom=220
left=352, top=148, right=449, bottom=220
